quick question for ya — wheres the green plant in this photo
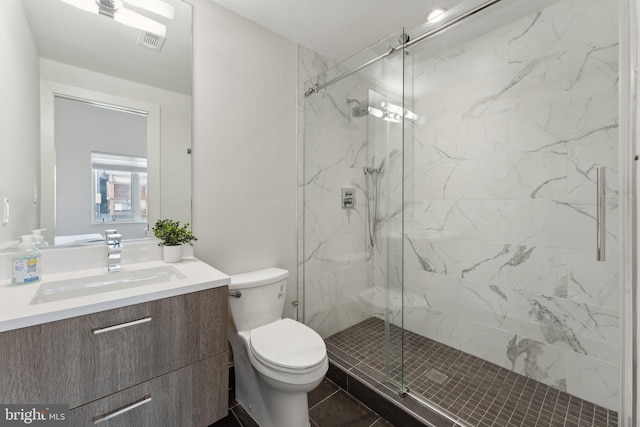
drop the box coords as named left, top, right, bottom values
left=152, top=219, right=198, bottom=247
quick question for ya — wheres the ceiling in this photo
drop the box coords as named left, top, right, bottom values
left=206, top=0, right=462, bottom=63
left=19, top=0, right=559, bottom=94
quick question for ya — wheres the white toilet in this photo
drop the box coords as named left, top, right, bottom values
left=227, top=268, right=328, bottom=427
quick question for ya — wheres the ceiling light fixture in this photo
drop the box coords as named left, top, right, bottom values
left=59, top=0, right=173, bottom=37
left=380, top=101, right=418, bottom=121
left=367, top=106, right=385, bottom=119
left=425, top=8, right=446, bottom=23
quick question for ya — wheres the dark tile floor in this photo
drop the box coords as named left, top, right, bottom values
left=326, top=317, right=618, bottom=427
left=209, top=377, right=394, bottom=427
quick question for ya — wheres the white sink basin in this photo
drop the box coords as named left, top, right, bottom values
left=30, top=266, right=186, bottom=304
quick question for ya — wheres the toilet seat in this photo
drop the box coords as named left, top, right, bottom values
left=250, top=318, right=326, bottom=374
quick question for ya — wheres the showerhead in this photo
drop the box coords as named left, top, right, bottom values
left=351, top=101, right=369, bottom=118
left=346, top=98, right=369, bottom=118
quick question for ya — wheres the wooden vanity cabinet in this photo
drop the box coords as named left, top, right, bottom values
left=67, top=353, right=227, bottom=427
left=0, top=286, right=229, bottom=427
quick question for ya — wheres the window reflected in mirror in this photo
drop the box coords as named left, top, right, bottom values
left=91, top=153, right=148, bottom=224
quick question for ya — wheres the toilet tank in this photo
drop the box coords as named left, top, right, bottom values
left=229, top=268, right=289, bottom=332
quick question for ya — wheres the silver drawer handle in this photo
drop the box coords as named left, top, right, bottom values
left=93, top=395, right=152, bottom=424
left=92, top=317, right=152, bottom=335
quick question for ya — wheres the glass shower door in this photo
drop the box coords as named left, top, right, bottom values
left=301, top=30, right=408, bottom=395
left=367, top=38, right=407, bottom=391
left=400, top=0, right=621, bottom=421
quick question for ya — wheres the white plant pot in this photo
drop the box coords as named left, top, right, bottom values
left=163, top=245, right=183, bottom=263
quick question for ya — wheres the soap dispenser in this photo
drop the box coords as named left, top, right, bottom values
left=31, top=229, right=50, bottom=249
left=12, top=235, right=42, bottom=284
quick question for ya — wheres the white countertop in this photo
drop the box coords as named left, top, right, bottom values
left=0, top=257, right=230, bottom=333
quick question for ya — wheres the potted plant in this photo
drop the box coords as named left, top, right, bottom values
left=152, top=219, right=197, bottom=263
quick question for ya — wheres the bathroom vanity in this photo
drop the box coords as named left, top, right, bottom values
left=0, top=243, right=230, bottom=427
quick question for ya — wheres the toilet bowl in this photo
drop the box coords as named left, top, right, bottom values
left=228, top=268, right=328, bottom=427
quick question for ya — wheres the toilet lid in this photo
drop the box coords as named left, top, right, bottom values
left=250, top=318, right=326, bottom=371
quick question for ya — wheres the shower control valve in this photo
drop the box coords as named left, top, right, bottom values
left=342, top=187, right=355, bottom=209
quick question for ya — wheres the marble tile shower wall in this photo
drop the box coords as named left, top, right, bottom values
left=298, top=46, right=337, bottom=325
left=394, top=0, right=619, bottom=411
left=299, top=46, right=375, bottom=338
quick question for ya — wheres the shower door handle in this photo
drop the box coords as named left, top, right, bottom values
left=596, top=167, right=605, bottom=262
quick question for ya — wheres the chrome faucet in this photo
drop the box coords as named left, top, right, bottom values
left=105, top=229, right=122, bottom=272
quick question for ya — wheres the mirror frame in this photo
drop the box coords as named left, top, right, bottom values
left=40, top=80, right=161, bottom=245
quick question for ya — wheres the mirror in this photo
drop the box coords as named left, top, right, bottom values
left=0, top=0, right=192, bottom=248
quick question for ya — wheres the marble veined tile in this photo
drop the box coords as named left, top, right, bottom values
left=462, top=243, right=566, bottom=295
left=303, top=230, right=369, bottom=277
left=503, top=152, right=568, bottom=199
left=496, top=43, right=617, bottom=101
left=402, top=306, right=567, bottom=390
left=409, top=152, right=567, bottom=201
left=528, top=295, right=619, bottom=345
left=566, top=352, right=619, bottom=411
left=411, top=157, right=511, bottom=201
left=506, top=94, right=616, bottom=159
left=304, top=262, right=372, bottom=316
left=298, top=0, right=620, bottom=411
left=403, top=270, right=510, bottom=329
left=304, top=200, right=366, bottom=242
left=303, top=164, right=366, bottom=202
left=402, top=236, right=565, bottom=295
left=298, top=45, right=337, bottom=84
left=502, top=292, right=619, bottom=364
left=403, top=268, right=618, bottom=362
left=299, top=46, right=338, bottom=320
left=505, top=0, right=618, bottom=80
left=305, top=297, right=373, bottom=338
left=304, top=83, right=367, bottom=129
left=304, top=125, right=368, bottom=168
left=405, top=200, right=508, bottom=243
left=506, top=198, right=618, bottom=251
left=567, top=250, right=619, bottom=309
left=411, top=111, right=509, bottom=165
left=568, top=142, right=619, bottom=199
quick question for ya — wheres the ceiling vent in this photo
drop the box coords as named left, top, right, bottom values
left=137, top=31, right=166, bottom=52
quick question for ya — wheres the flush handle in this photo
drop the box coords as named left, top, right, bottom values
left=229, top=290, right=242, bottom=298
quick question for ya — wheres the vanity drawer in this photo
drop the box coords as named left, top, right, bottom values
left=68, top=353, right=228, bottom=427
left=39, top=300, right=155, bottom=407
left=0, top=286, right=228, bottom=408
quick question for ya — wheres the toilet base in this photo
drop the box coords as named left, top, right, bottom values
left=237, top=378, right=311, bottom=427
left=229, top=328, right=326, bottom=427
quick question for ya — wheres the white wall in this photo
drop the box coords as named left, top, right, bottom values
left=189, top=0, right=298, bottom=318
left=0, top=0, right=40, bottom=247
